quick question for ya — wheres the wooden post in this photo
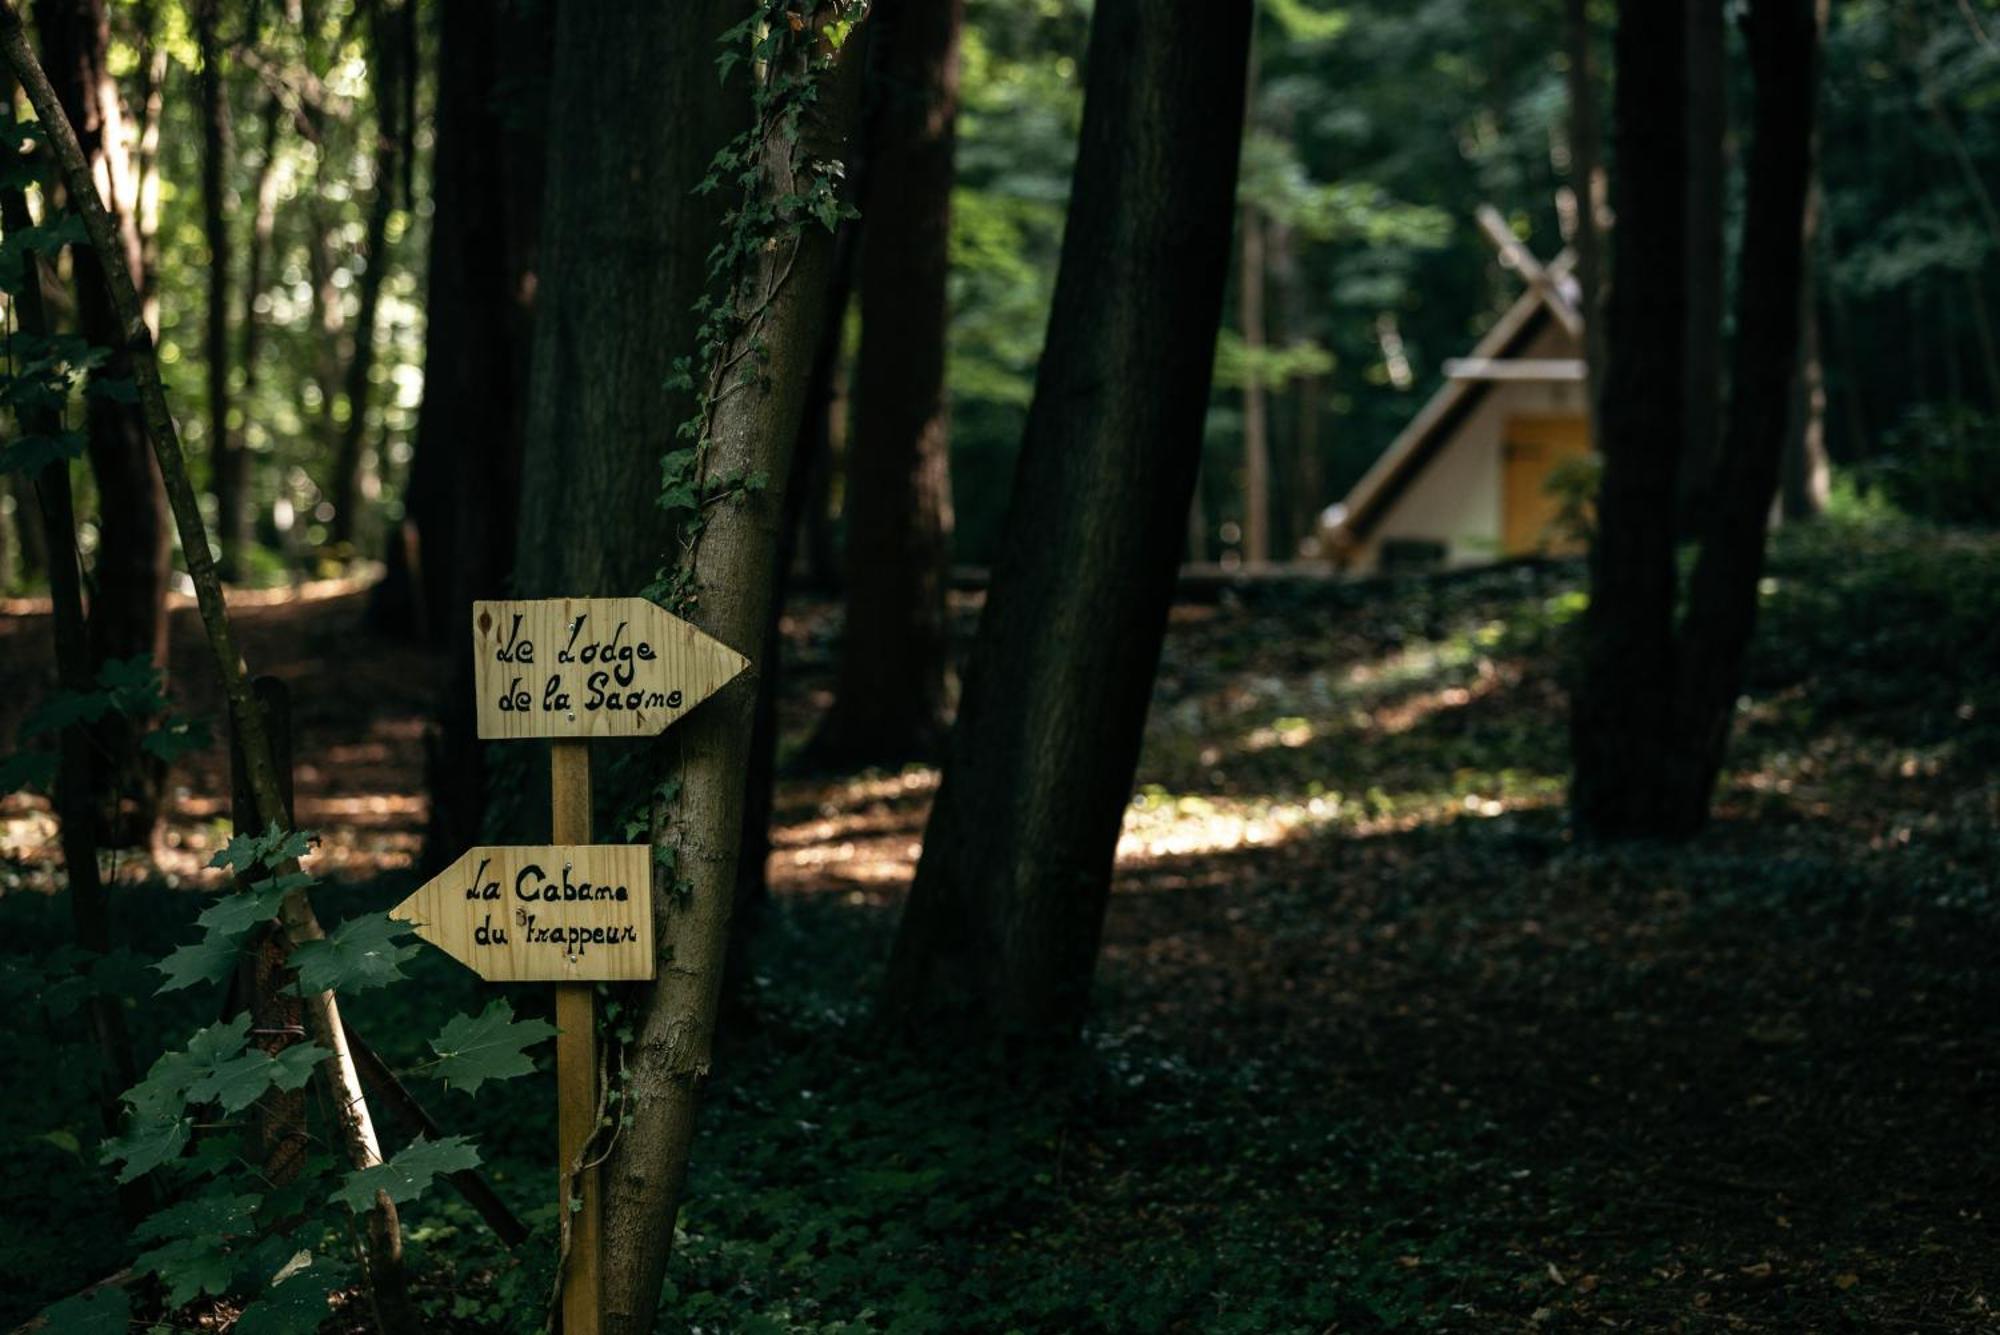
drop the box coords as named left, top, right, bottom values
left=551, top=738, right=599, bottom=1335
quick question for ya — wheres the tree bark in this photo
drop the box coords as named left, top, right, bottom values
left=327, top=0, right=409, bottom=554
left=1567, top=0, right=1690, bottom=839
left=1666, top=0, right=1824, bottom=832
left=513, top=0, right=750, bottom=600
left=0, top=113, right=142, bottom=1221
left=195, top=0, right=246, bottom=582
left=34, top=0, right=170, bottom=849
left=810, top=0, right=961, bottom=767
left=0, top=10, right=414, bottom=1326
left=1782, top=173, right=1829, bottom=520
left=1682, top=0, right=1728, bottom=519
left=594, top=25, right=869, bottom=1332
left=1563, top=0, right=1607, bottom=427
left=409, top=0, right=549, bottom=865
left=876, top=0, right=1254, bottom=1043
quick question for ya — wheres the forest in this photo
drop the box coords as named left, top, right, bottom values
left=0, top=0, right=1995, bottom=1331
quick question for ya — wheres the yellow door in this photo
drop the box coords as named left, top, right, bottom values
left=1501, top=415, right=1592, bottom=556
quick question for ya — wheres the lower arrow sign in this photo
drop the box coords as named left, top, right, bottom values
left=390, top=845, right=655, bottom=983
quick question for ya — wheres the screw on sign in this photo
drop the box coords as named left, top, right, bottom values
left=403, top=598, right=748, bottom=1334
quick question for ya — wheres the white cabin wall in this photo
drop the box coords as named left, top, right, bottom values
left=1354, top=321, right=1587, bottom=570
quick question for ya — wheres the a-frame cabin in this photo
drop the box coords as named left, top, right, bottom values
left=1323, top=214, right=1594, bottom=572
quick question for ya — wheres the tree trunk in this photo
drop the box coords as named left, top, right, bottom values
left=232, top=91, right=282, bottom=566
left=594, top=25, right=869, bottom=1332
left=328, top=0, right=409, bottom=554
left=728, top=224, right=861, bottom=1009
left=1239, top=199, right=1271, bottom=565
left=1563, top=0, right=1607, bottom=425
left=1567, top=0, right=1690, bottom=840
left=876, top=0, right=1254, bottom=1044
left=0, top=7, right=414, bottom=1325
left=810, top=0, right=961, bottom=767
left=1682, top=0, right=1728, bottom=519
left=34, top=0, right=170, bottom=850
left=513, top=0, right=751, bottom=601
left=0, top=113, right=143, bottom=1222
left=195, top=0, right=242, bottom=581
left=412, top=0, right=550, bottom=865
left=1666, top=0, right=1824, bottom=833
left=1782, top=172, right=1829, bottom=520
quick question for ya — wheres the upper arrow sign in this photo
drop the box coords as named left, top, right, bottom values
left=473, top=597, right=749, bottom=740
left=390, top=844, right=655, bottom=982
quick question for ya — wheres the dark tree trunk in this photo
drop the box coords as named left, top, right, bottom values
left=1682, top=0, right=1727, bottom=519
left=876, top=0, right=1254, bottom=1044
left=1782, top=173, right=1829, bottom=520
left=36, top=0, right=170, bottom=849
left=1665, top=0, right=1824, bottom=832
left=411, top=0, right=551, bottom=865
left=1563, top=0, right=1606, bottom=422
left=328, top=0, right=410, bottom=554
left=234, top=91, right=282, bottom=561
left=1567, top=0, right=1690, bottom=839
left=195, top=0, right=245, bottom=582
left=809, top=0, right=960, bottom=767
left=727, top=224, right=860, bottom=1008
left=513, top=0, right=749, bottom=600
left=0, top=122, right=144, bottom=1222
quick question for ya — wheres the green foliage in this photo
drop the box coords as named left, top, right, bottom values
left=289, top=910, right=421, bottom=994
left=1864, top=404, right=2000, bottom=526
left=427, top=999, right=559, bottom=1095
left=333, top=1135, right=482, bottom=1211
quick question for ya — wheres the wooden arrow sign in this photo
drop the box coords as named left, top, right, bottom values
left=389, top=844, right=655, bottom=982
left=473, top=597, right=749, bottom=740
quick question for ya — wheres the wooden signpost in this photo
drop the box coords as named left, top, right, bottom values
left=394, top=597, right=748, bottom=1335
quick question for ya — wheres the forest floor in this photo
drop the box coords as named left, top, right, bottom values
left=1, top=514, right=1996, bottom=1332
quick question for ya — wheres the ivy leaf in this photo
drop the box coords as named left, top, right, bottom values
left=84, top=372, right=138, bottom=403
left=134, top=1191, right=259, bottom=1244
left=194, top=876, right=303, bottom=938
left=134, top=1233, right=236, bottom=1309
left=208, top=824, right=315, bottom=876
left=333, top=1135, right=480, bottom=1211
left=0, top=430, right=85, bottom=475
left=19, top=686, right=113, bottom=738
left=102, top=1110, right=189, bottom=1182
left=156, top=930, right=245, bottom=994
left=291, top=912, right=419, bottom=994
left=0, top=749, right=55, bottom=794
left=234, top=1265, right=343, bottom=1335
left=34, top=1288, right=128, bottom=1335
left=428, top=999, right=558, bottom=1095
left=141, top=716, right=210, bottom=762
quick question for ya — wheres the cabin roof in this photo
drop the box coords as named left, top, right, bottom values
left=1329, top=270, right=1582, bottom=546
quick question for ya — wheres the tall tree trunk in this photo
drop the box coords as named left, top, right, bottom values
left=0, top=106, right=144, bottom=1221
left=412, top=0, right=550, bottom=865
left=593, top=24, right=869, bottom=1332
left=877, top=0, right=1254, bottom=1044
left=1563, top=0, right=1607, bottom=424
left=728, top=225, right=861, bottom=1008
left=34, top=0, right=170, bottom=850
left=1782, top=172, right=1829, bottom=520
left=1682, top=0, right=1727, bottom=519
left=1567, top=0, right=1690, bottom=840
left=232, top=91, right=283, bottom=564
left=328, top=0, right=409, bottom=554
left=1665, top=0, right=1824, bottom=832
left=195, top=0, right=246, bottom=582
left=1239, top=199, right=1271, bottom=565
left=810, top=0, right=961, bottom=767
left=0, top=8, right=414, bottom=1325
left=514, top=0, right=750, bottom=600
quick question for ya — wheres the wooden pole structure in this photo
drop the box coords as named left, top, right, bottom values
left=551, top=738, right=600, bottom=1334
